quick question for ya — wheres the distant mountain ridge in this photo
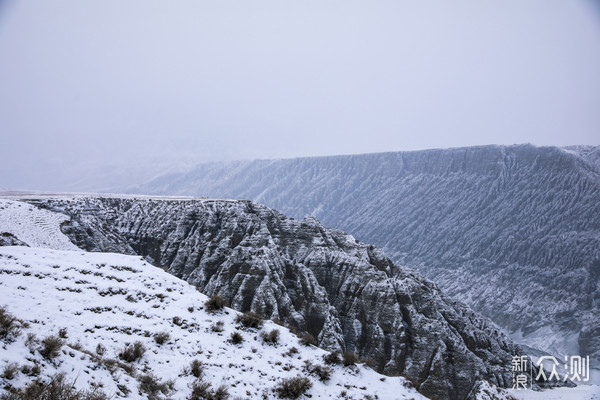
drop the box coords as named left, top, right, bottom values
left=128, top=144, right=600, bottom=365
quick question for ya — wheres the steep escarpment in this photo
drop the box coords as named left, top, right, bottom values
left=30, top=196, right=533, bottom=400
left=129, top=144, right=600, bottom=362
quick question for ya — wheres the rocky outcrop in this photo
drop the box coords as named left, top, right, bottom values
left=128, top=144, right=600, bottom=364
left=0, top=232, right=28, bottom=246
left=29, top=196, right=544, bottom=400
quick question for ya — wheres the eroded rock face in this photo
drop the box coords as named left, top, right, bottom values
left=33, top=197, right=526, bottom=399
left=129, top=144, right=600, bottom=364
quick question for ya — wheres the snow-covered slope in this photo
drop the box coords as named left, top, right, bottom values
left=126, top=144, right=600, bottom=366
left=0, top=246, right=427, bottom=399
left=0, top=199, right=77, bottom=250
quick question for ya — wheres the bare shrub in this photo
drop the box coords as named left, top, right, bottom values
left=19, top=363, right=40, bottom=377
left=116, top=384, right=131, bottom=396
left=137, top=373, right=175, bottom=399
left=190, top=359, right=204, bottom=378
left=0, top=306, right=21, bottom=342
left=299, top=334, right=317, bottom=347
left=307, top=363, right=332, bottom=382
left=69, top=342, right=83, bottom=351
left=342, top=351, right=358, bottom=367
left=95, top=343, right=106, bottom=357
left=284, top=347, right=299, bottom=357
left=58, top=327, right=68, bottom=339
left=260, top=329, right=280, bottom=345
left=228, top=331, right=244, bottom=345
left=39, top=335, right=64, bottom=360
left=323, top=351, right=341, bottom=365
left=274, top=376, right=312, bottom=399
left=213, top=385, right=229, bottom=400
left=100, top=358, right=136, bottom=376
left=25, top=333, right=38, bottom=351
left=235, top=312, right=264, bottom=329
left=118, top=341, right=146, bottom=363
left=153, top=331, right=170, bottom=345
left=211, top=321, right=224, bottom=333
left=190, top=380, right=212, bottom=400
left=2, top=363, right=19, bottom=380
left=0, top=372, right=109, bottom=400
left=190, top=380, right=229, bottom=400
left=205, top=295, right=228, bottom=313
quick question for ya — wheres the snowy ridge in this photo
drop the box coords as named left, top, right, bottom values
left=0, top=246, right=427, bottom=399
left=0, top=199, right=78, bottom=251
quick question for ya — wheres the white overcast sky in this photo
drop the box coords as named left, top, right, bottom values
left=1, top=1, right=600, bottom=190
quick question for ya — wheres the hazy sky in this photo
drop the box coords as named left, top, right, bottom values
left=1, top=1, right=600, bottom=190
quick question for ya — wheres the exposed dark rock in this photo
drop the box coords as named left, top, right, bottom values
left=0, top=232, right=28, bottom=247
left=29, top=196, right=554, bottom=399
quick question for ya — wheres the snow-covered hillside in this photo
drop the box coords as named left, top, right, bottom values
left=0, top=199, right=77, bottom=250
left=0, top=246, right=427, bottom=399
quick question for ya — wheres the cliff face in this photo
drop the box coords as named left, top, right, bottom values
left=30, top=196, right=532, bottom=400
left=129, top=144, right=600, bottom=363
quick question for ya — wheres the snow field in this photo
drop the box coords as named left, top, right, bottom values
left=0, top=246, right=426, bottom=399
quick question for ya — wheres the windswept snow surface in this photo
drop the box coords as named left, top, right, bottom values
left=0, top=199, right=78, bottom=250
left=474, top=380, right=600, bottom=400
left=507, top=386, right=600, bottom=399
left=0, top=246, right=427, bottom=399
